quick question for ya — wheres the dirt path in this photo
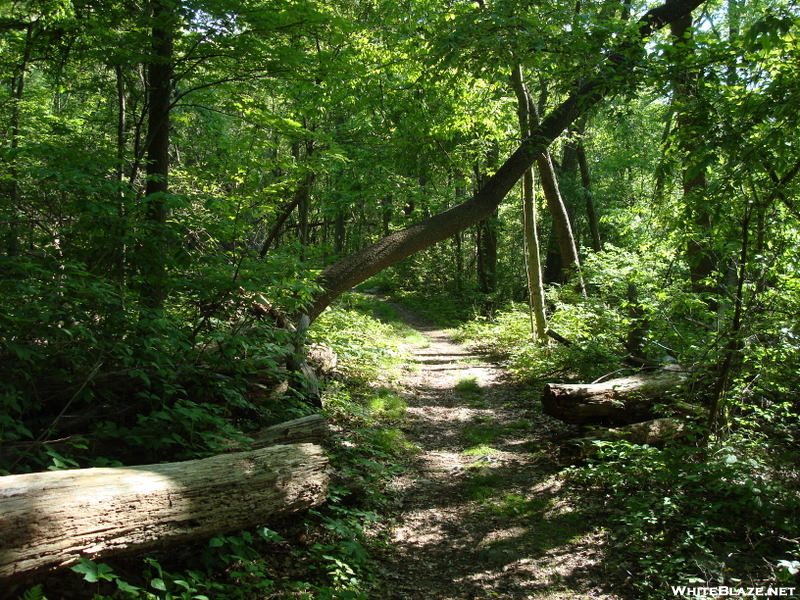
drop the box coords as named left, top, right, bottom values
left=370, top=305, right=620, bottom=600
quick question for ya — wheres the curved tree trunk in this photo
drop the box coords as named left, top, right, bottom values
left=305, top=0, right=704, bottom=322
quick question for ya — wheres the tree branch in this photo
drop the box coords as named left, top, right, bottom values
left=305, top=0, right=707, bottom=322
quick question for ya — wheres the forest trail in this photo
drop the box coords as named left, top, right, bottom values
left=369, top=303, right=620, bottom=600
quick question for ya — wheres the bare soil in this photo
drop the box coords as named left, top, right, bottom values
left=368, top=304, right=622, bottom=600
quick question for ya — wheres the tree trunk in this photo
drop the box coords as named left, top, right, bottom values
left=541, top=369, right=686, bottom=425
left=510, top=65, right=547, bottom=341
left=670, top=5, right=715, bottom=294
left=259, top=171, right=317, bottom=258
left=0, top=443, right=329, bottom=584
left=528, top=94, right=584, bottom=295
left=576, top=129, right=602, bottom=252
left=4, top=21, right=34, bottom=257
left=304, top=0, right=705, bottom=322
left=140, top=0, right=174, bottom=308
left=476, top=216, right=498, bottom=296
left=248, top=414, right=328, bottom=448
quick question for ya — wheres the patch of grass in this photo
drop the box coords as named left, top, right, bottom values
left=367, top=387, right=407, bottom=421
left=454, top=376, right=482, bottom=399
left=367, top=428, right=419, bottom=456
left=467, top=473, right=504, bottom=500
left=486, top=493, right=551, bottom=517
left=462, top=444, right=499, bottom=456
left=463, top=423, right=503, bottom=447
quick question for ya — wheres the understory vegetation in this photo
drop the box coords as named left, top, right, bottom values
left=13, top=294, right=420, bottom=600
left=3, top=0, right=800, bottom=597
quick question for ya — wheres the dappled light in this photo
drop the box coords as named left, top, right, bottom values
left=2, top=0, right=799, bottom=596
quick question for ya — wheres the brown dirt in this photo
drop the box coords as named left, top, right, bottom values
left=368, top=304, right=622, bottom=600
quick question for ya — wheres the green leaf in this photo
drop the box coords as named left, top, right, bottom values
left=71, top=558, right=117, bottom=583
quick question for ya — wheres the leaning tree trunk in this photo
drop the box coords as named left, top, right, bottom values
left=305, top=0, right=705, bottom=322
left=0, top=442, right=329, bottom=584
left=541, top=369, right=687, bottom=425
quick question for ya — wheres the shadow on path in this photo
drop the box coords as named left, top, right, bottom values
left=369, top=304, right=620, bottom=600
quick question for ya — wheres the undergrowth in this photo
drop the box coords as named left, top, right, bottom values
left=562, top=432, right=800, bottom=599
left=14, top=292, right=415, bottom=600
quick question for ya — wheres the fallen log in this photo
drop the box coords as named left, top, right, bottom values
left=0, top=443, right=329, bottom=584
left=541, top=368, right=686, bottom=425
left=562, top=417, right=687, bottom=461
left=249, top=414, right=328, bottom=448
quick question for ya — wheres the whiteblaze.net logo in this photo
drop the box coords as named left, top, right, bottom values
left=670, top=586, right=798, bottom=598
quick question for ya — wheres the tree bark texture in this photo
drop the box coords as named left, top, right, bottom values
left=576, top=132, right=602, bottom=252
left=541, top=369, right=686, bottom=425
left=306, top=0, right=705, bottom=322
left=248, top=414, right=328, bottom=449
left=0, top=443, right=329, bottom=584
left=669, top=5, right=715, bottom=292
left=141, top=0, right=175, bottom=307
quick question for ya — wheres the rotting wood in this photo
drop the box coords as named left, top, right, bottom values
left=0, top=443, right=329, bottom=584
left=541, top=368, right=687, bottom=425
left=248, top=414, right=328, bottom=448
left=563, top=417, right=687, bottom=461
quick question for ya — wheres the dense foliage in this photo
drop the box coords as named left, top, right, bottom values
left=2, top=0, right=800, bottom=597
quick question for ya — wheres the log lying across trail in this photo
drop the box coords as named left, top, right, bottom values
left=541, top=369, right=687, bottom=425
left=0, top=417, right=330, bottom=584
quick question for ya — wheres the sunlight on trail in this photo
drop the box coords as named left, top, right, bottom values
left=370, top=304, right=619, bottom=600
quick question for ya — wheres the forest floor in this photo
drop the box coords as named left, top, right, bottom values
left=367, top=303, right=621, bottom=600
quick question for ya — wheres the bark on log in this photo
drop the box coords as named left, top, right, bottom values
left=0, top=443, right=329, bottom=584
left=541, top=369, right=686, bottom=425
left=249, top=414, right=328, bottom=448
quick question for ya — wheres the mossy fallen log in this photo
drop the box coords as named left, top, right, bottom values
left=0, top=442, right=329, bottom=584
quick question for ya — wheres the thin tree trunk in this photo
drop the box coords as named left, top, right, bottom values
left=305, top=0, right=706, bottom=322
left=5, top=21, right=34, bottom=257
left=511, top=65, right=547, bottom=341
left=670, top=5, right=714, bottom=294
left=259, top=172, right=316, bottom=258
left=576, top=128, right=602, bottom=252
left=114, top=64, right=128, bottom=280
left=706, top=208, right=750, bottom=434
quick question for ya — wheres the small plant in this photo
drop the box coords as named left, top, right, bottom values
left=463, top=422, right=502, bottom=447
left=462, top=444, right=499, bottom=456
left=467, top=473, right=504, bottom=500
